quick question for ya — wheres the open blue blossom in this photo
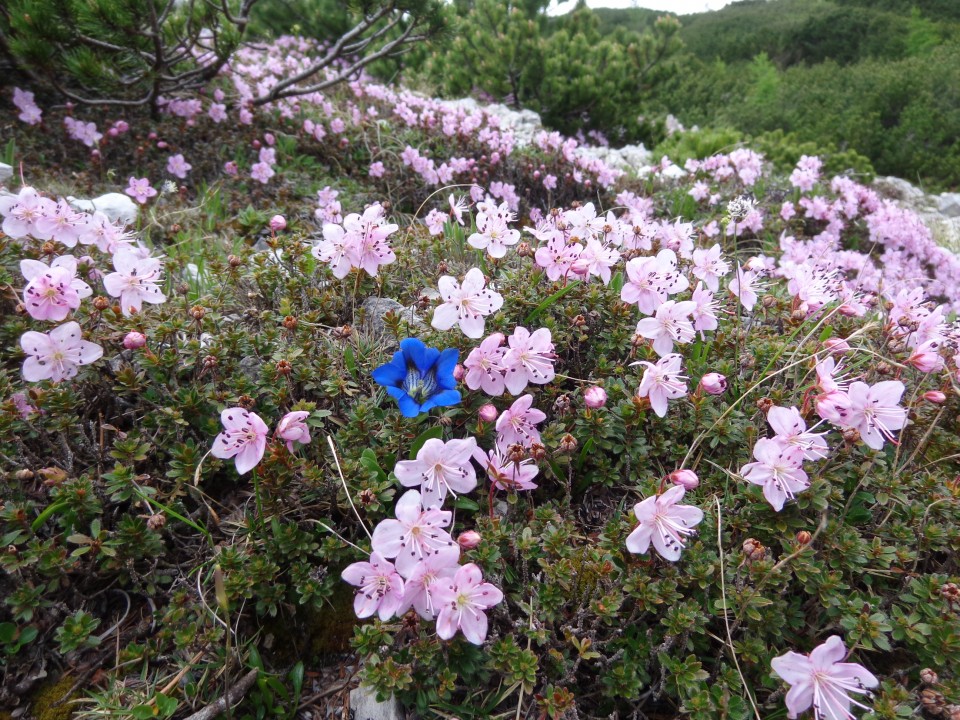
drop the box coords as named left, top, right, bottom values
left=372, top=338, right=460, bottom=417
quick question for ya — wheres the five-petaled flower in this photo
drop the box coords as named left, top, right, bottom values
left=276, top=411, right=311, bottom=453
left=102, top=248, right=167, bottom=316
left=372, top=338, right=460, bottom=417
left=740, top=438, right=810, bottom=511
left=20, top=321, right=103, bottom=383
left=625, top=485, right=703, bottom=561
left=432, top=268, right=504, bottom=339
left=371, top=489, right=459, bottom=578
left=211, top=408, right=269, bottom=475
left=341, top=552, right=405, bottom=621
left=21, top=256, right=92, bottom=322
left=433, top=563, right=504, bottom=645
left=634, top=354, right=688, bottom=418
left=394, top=437, right=479, bottom=509
left=125, top=177, right=157, bottom=204
left=842, top=381, right=908, bottom=450
left=771, top=635, right=878, bottom=720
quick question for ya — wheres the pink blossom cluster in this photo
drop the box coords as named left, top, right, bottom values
left=63, top=116, right=103, bottom=148
left=314, top=185, right=342, bottom=224
left=463, top=327, right=556, bottom=396
left=312, top=202, right=397, bottom=278
left=468, top=199, right=521, bottom=258
left=13, top=87, right=42, bottom=125
left=211, top=408, right=311, bottom=474
left=1, top=185, right=172, bottom=384
left=529, top=202, right=622, bottom=284
left=341, top=438, right=504, bottom=644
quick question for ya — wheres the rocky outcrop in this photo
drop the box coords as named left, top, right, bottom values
left=873, top=176, right=960, bottom=252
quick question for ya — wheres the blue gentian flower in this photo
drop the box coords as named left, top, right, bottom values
left=372, top=338, right=460, bottom=417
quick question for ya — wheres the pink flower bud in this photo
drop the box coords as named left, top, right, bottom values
left=269, top=215, right=286, bottom=232
left=252, top=139, right=261, bottom=149
left=478, top=403, right=498, bottom=423
left=457, top=531, right=482, bottom=549
left=923, top=391, right=947, bottom=404
left=669, top=469, right=699, bottom=490
left=264, top=133, right=276, bottom=146
left=453, top=364, right=466, bottom=382
left=699, top=373, right=727, bottom=395
left=223, top=161, right=238, bottom=177
left=123, top=331, right=147, bottom=350
left=584, top=385, right=607, bottom=409
left=148, top=132, right=157, bottom=140
left=823, top=338, right=851, bottom=354
left=108, top=128, right=119, bottom=137
left=156, top=141, right=167, bottom=149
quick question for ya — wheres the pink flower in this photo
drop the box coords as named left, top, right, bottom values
left=501, top=327, right=556, bottom=395
left=434, top=563, right=503, bottom=645
left=474, top=444, right=539, bottom=492
left=223, top=161, right=239, bottom=177
left=123, top=331, right=147, bottom=350
left=250, top=162, right=275, bottom=183
left=691, top=282, right=719, bottom=338
left=34, top=199, right=85, bottom=246
left=312, top=222, right=357, bottom=279
left=78, top=211, right=131, bottom=253
left=345, top=204, right=397, bottom=276
left=635, top=299, right=697, bottom=357
left=371, top=489, right=459, bottom=578
left=533, top=233, right=582, bottom=281
left=268, top=215, right=286, bottom=232
left=634, top=354, right=688, bottom=418
left=166, top=154, right=192, bottom=179
left=457, top=531, right=482, bottom=549
left=729, top=264, right=763, bottom=312
left=740, top=438, right=809, bottom=511
left=771, top=635, right=878, bottom=720
left=397, top=554, right=458, bottom=620
left=0, top=187, right=54, bottom=238
left=699, top=373, right=727, bottom=395
left=478, top=403, right=499, bottom=422
left=341, top=552, right=405, bottom=621
left=669, top=469, right=699, bottom=490
left=691, top=244, right=730, bottom=292
left=432, top=268, right=504, bottom=339
left=495, top=394, right=546, bottom=447
left=584, top=386, right=607, bottom=408
left=211, top=408, right=269, bottom=474
left=368, top=161, right=385, bottom=178
left=125, top=177, right=157, bottom=204
left=464, top=333, right=507, bottom=396
left=21, top=256, right=92, bottom=322
left=842, top=381, right=908, bottom=450
left=768, top=406, right=830, bottom=461
left=621, top=249, right=688, bottom=315
left=626, top=485, right=703, bottom=561
left=103, top=248, right=167, bottom=316
left=468, top=200, right=520, bottom=258
left=393, top=437, right=479, bottom=509
left=276, top=411, right=311, bottom=453
left=20, top=322, right=103, bottom=382
left=923, top=390, right=946, bottom=404
left=425, top=208, right=446, bottom=235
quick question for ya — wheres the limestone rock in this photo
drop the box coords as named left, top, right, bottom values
left=938, top=193, right=960, bottom=218
left=349, top=685, right=404, bottom=720
left=67, top=192, right=139, bottom=226
left=0, top=162, right=12, bottom=184
left=360, top=297, right=426, bottom=342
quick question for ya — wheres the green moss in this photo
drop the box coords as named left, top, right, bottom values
left=29, top=675, right=78, bottom=720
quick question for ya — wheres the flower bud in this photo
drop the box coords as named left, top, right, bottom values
left=756, top=397, right=774, bottom=413
left=920, top=668, right=939, bottom=685
left=529, top=442, right=547, bottom=461
left=823, top=338, right=851, bottom=354
left=668, top=469, right=699, bottom=490
left=557, top=433, right=578, bottom=454
left=453, top=364, right=466, bottom=382
left=923, top=391, right=947, bottom=404
left=269, top=214, right=286, bottom=232
left=478, top=404, right=498, bottom=423
left=699, top=373, right=727, bottom=396
left=457, top=531, right=481, bottom=550
left=123, top=331, right=147, bottom=350
left=147, top=513, right=167, bottom=530
left=584, top=386, right=607, bottom=409
left=93, top=296, right=110, bottom=311
left=228, top=254, right=243, bottom=268
left=282, top=315, right=298, bottom=330
left=796, top=530, right=812, bottom=545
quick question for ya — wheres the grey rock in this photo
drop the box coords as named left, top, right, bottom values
left=360, top=297, right=426, bottom=341
left=872, top=176, right=930, bottom=206
left=0, top=162, right=12, bottom=184
left=938, top=193, right=960, bottom=218
left=576, top=144, right=652, bottom=175
left=239, top=355, right=262, bottom=382
left=67, top=192, right=139, bottom=226
left=349, top=686, right=404, bottom=720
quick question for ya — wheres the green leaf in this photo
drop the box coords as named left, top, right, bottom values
left=610, top=271, right=624, bottom=293
left=453, top=497, right=480, bottom=512
left=344, top=346, right=357, bottom=379
left=359, top=448, right=387, bottom=483
left=410, top=426, right=444, bottom=457
left=155, top=693, right=178, bottom=718
left=130, top=705, right=157, bottom=720
left=290, top=661, right=305, bottom=697
left=525, top=281, right=581, bottom=324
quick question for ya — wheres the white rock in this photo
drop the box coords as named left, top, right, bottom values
left=938, top=193, right=960, bottom=218
left=67, top=193, right=139, bottom=226
left=349, top=686, right=403, bottom=720
left=0, top=163, right=12, bottom=184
